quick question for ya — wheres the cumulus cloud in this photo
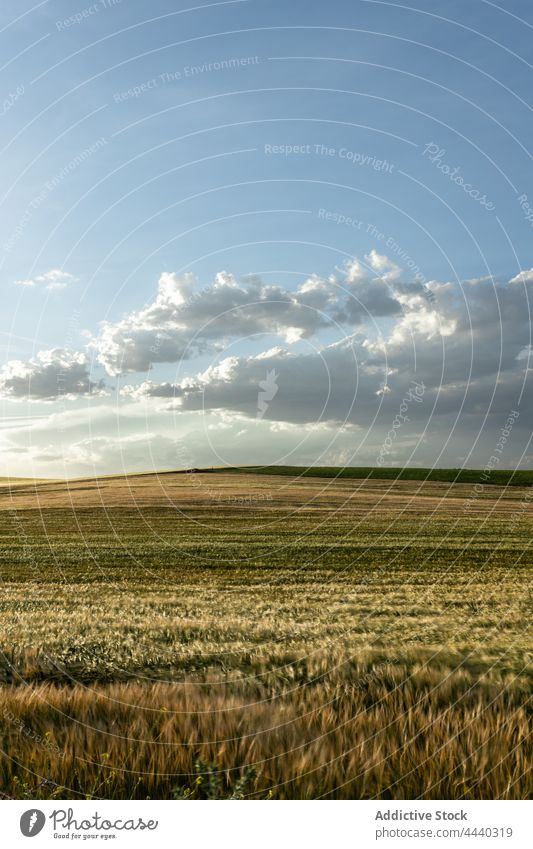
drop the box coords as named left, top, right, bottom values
left=13, top=269, right=78, bottom=290
left=92, top=259, right=434, bottom=376
left=0, top=349, right=106, bottom=400
left=6, top=254, right=533, bottom=474
left=509, top=267, right=533, bottom=285
left=121, top=271, right=533, bottom=431
left=92, top=271, right=340, bottom=376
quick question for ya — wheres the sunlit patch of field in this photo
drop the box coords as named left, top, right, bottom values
left=0, top=478, right=55, bottom=487
left=0, top=472, right=531, bottom=799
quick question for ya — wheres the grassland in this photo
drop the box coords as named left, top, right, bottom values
left=225, top=464, right=533, bottom=487
left=0, top=470, right=531, bottom=799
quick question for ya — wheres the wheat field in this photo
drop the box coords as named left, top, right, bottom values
left=0, top=470, right=531, bottom=799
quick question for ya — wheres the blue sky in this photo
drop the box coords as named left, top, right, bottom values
left=1, top=0, right=533, bottom=476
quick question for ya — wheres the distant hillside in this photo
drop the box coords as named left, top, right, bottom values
left=222, top=465, right=533, bottom=487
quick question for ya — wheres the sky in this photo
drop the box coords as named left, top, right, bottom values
left=1, top=0, right=533, bottom=477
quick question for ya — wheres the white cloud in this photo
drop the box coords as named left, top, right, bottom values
left=5, top=256, right=533, bottom=475
left=119, top=271, right=533, bottom=433
left=364, top=249, right=402, bottom=282
left=13, top=269, right=78, bottom=291
left=510, top=267, right=533, bottom=285
left=91, top=264, right=414, bottom=376
left=121, top=380, right=180, bottom=400
left=0, top=349, right=106, bottom=400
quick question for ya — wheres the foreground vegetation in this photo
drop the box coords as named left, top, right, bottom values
left=2, top=662, right=529, bottom=800
left=0, top=471, right=531, bottom=799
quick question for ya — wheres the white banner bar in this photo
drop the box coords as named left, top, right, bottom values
left=2, top=799, right=531, bottom=848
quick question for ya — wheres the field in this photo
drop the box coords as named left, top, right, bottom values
left=225, top=464, right=533, bottom=486
left=0, top=470, right=531, bottom=799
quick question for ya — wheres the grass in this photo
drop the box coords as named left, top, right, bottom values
left=5, top=464, right=533, bottom=488
left=0, top=470, right=531, bottom=799
left=223, top=465, right=533, bottom=487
